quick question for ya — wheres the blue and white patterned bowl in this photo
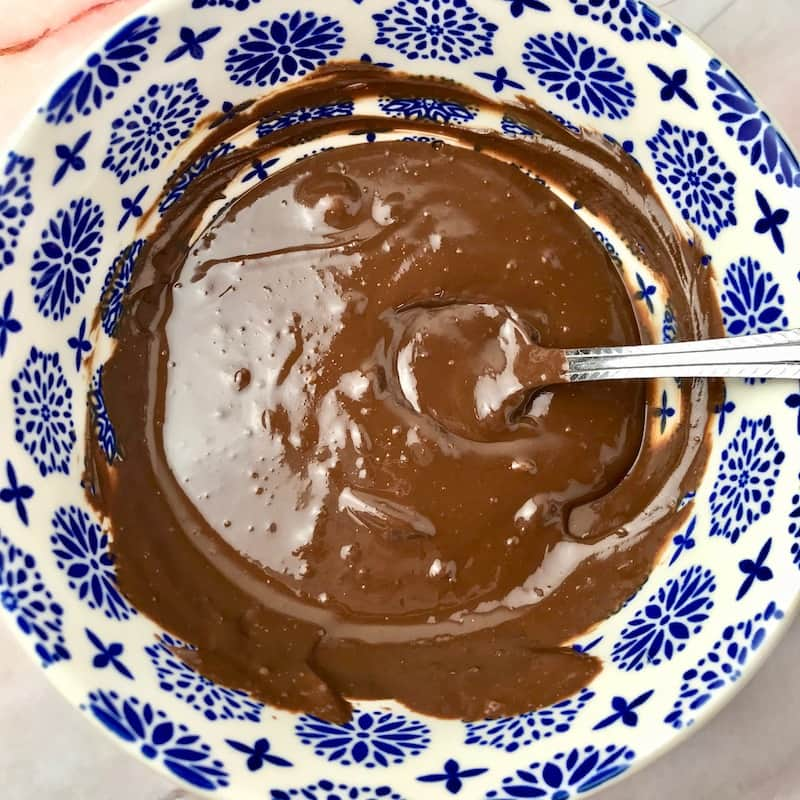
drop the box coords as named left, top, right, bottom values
left=1, top=1, right=799, bottom=797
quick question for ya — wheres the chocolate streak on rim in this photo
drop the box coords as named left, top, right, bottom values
left=87, top=64, right=723, bottom=723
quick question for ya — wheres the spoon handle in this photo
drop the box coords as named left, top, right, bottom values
left=565, top=329, right=800, bottom=382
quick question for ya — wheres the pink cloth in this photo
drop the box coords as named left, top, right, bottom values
left=0, top=0, right=147, bottom=145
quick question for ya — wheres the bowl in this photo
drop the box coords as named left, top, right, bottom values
left=1, top=0, right=798, bottom=797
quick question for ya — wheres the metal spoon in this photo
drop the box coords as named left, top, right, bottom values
left=393, top=303, right=800, bottom=441
left=565, top=328, right=800, bottom=382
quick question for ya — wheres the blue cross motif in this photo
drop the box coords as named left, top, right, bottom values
left=754, top=189, right=789, bottom=253
left=786, top=384, right=800, bottom=434
left=418, top=759, right=489, bottom=794
left=737, top=538, right=773, bottom=600
left=678, top=490, right=696, bottom=510
left=360, top=52, right=394, bottom=69
left=0, top=291, right=22, bottom=357
left=165, top=26, right=221, bottom=62
left=119, top=185, right=149, bottom=231
left=0, top=461, right=34, bottom=526
left=53, top=131, right=91, bottom=186
left=593, top=690, right=654, bottom=730
left=474, top=66, right=525, bottom=93
left=86, top=628, right=133, bottom=679
left=349, top=129, right=378, bottom=143
left=210, top=100, right=244, bottom=130
left=226, top=737, right=292, bottom=771
left=715, top=387, right=736, bottom=434
left=573, top=634, right=603, bottom=653
left=669, top=515, right=696, bottom=566
left=655, top=389, right=676, bottom=433
left=635, top=273, right=657, bottom=313
left=503, top=0, right=550, bottom=17
left=67, top=318, right=92, bottom=372
left=647, top=65, right=698, bottom=109
left=243, top=158, right=279, bottom=183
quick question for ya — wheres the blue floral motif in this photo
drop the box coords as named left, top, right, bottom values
left=51, top=504, right=133, bottom=620
left=0, top=151, right=34, bottom=270
left=647, top=120, right=737, bottom=240
left=12, top=347, right=75, bottom=477
left=146, top=633, right=262, bottom=722
left=611, top=565, right=716, bottom=671
left=669, top=515, right=696, bottom=566
left=464, top=688, right=594, bottom=752
left=103, top=80, right=209, bottom=185
left=709, top=415, right=785, bottom=543
left=501, top=115, right=535, bottom=137
left=0, top=461, right=34, bottom=525
left=373, top=0, right=497, bottom=64
left=100, top=240, right=143, bottom=336
left=296, top=710, right=430, bottom=767
left=159, top=143, right=235, bottom=213
left=707, top=59, right=800, bottom=188
left=0, top=533, right=69, bottom=666
left=592, top=229, right=621, bottom=266
left=31, top=197, right=103, bottom=321
left=522, top=33, right=635, bottom=120
left=378, top=96, right=477, bottom=124
left=418, top=759, right=488, bottom=794
left=257, top=101, right=355, bottom=138
left=789, top=479, right=800, bottom=570
left=192, top=0, right=261, bottom=8
left=665, top=602, right=783, bottom=729
left=0, top=291, right=21, bottom=356
left=226, top=737, right=292, bottom=770
left=487, top=744, right=636, bottom=799
left=569, top=0, right=680, bottom=47
left=42, top=15, right=160, bottom=123
left=90, top=366, right=117, bottom=463
left=662, top=304, right=677, bottom=343
left=226, top=12, right=345, bottom=87
left=270, top=782, right=404, bottom=800
left=84, top=690, right=230, bottom=790
left=401, top=135, right=445, bottom=145
left=592, top=689, right=653, bottom=729
left=86, top=628, right=133, bottom=679
left=721, top=256, right=786, bottom=336
left=548, top=111, right=581, bottom=134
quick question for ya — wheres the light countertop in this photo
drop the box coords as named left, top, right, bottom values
left=1, top=1, right=798, bottom=798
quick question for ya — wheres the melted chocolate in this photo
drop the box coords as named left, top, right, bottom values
left=390, top=303, right=570, bottom=439
left=88, top=65, right=722, bottom=723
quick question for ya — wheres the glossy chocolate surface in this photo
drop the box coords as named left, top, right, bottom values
left=88, top=66, right=722, bottom=722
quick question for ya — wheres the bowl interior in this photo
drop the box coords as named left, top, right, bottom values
left=1, top=1, right=799, bottom=798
